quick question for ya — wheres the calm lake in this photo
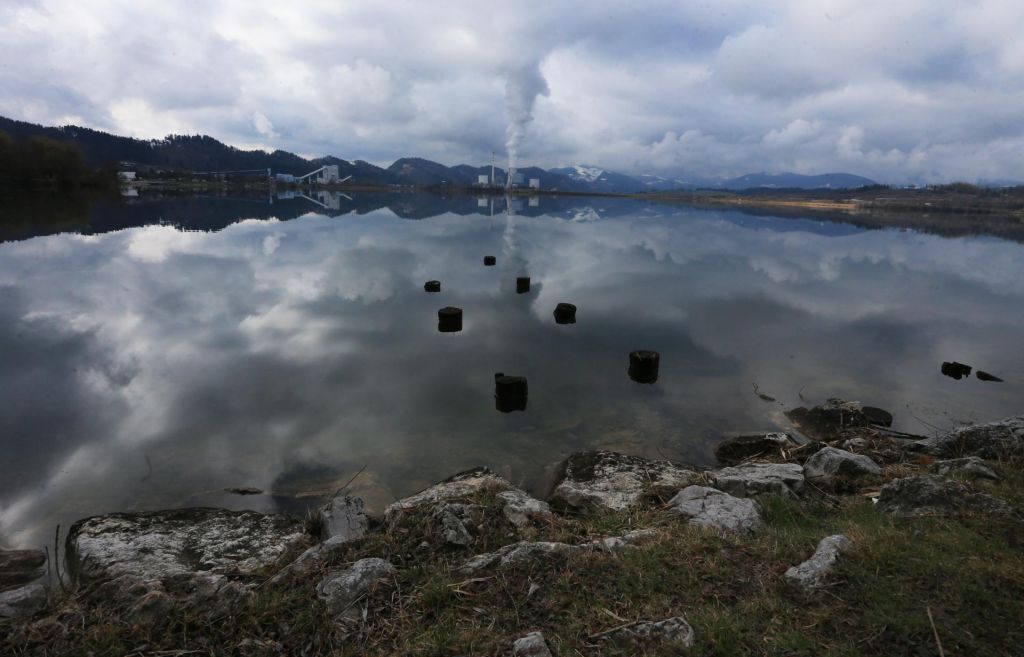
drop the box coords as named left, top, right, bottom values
left=2, top=191, right=1023, bottom=548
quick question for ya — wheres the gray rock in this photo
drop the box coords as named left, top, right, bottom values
left=863, top=406, right=894, bottom=427
left=785, top=535, right=853, bottom=589
left=0, top=548, right=46, bottom=592
left=602, top=616, right=694, bottom=646
left=498, top=489, right=553, bottom=529
left=78, top=568, right=185, bottom=622
left=268, top=534, right=353, bottom=584
left=714, top=432, right=797, bottom=464
left=316, top=558, right=396, bottom=616
left=86, top=573, right=231, bottom=623
left=318, top=494, right=368, bottom=542
left=803, top=447, right=881, bottom=483
left=667, top=485, right=763, bottom=534
left=433, top=503, right=478, bottom=546
left=911, top=416, right=1024, bottom=459
left=172, top=572, right=251, bottom=617
left=67, top=508, right=307, bottom=584
left=384, top=468, right=512, bottom=523
left=935, top=456, right=999, bottom=481
left=627, top=616, right=695, bottom=644
left=875, top=475, right=1018, bottom=519
left=841, top=437, right=870, bottom=451
left=549, top=450, right=700, bottom=512
left=711, top=463, right=804, bottom=498
left=457, top=530, right=656, bottom=575
left=386, top=469, right=551, bottom=546
left=786, top=399, right=868, bottom=439
left=589, top=529, right=658, bottom=552
left=0, top=583, right=47, bottom=620
left=458, top=541, right=575, bottom=575
left=606, top=614, right=696, bottom=646
left=513, top=631, right=554, bottom=657
left=91, top=573, right=164, bottom=604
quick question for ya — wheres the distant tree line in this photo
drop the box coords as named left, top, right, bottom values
left=0, top=130, right=117, bottom=189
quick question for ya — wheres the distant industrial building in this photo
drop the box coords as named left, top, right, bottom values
left=118, top=171, right=136, bottom=181
left=528, top=178, right=540, bottom=189
left=299, top=165, right=340, bottom=184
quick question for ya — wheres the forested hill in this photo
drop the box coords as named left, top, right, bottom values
left=0, top=115, right=393, bottom=181
left=0, top=116, right=586, bottom=189
left=0, top=115, right=883, bottom=192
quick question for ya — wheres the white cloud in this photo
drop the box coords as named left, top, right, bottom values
left=1, top=0, right=1022, bottom=183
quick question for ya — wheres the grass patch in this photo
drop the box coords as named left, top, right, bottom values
left=5, top=463, right=1024, bottom=656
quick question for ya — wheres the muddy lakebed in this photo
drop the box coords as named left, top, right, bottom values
left=1, top=191, right=1023, bottom=548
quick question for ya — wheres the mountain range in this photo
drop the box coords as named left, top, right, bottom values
left=0, top=115, right=878, bottom=192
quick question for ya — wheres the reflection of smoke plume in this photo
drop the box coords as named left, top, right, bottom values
left=504, top=63, right=550, bottom=175
left=501, top=207, right=529, bottom=280
left=502, top=208, right=517, bottom=261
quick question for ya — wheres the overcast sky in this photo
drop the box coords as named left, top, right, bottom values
left=2, top=0, right=1023, bottom=183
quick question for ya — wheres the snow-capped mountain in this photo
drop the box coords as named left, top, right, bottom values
left=635, top=174, right=700, bottom=191
left=549, top=165, right=647, bottom=193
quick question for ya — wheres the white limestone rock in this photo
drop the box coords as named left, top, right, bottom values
left=668, top=485, right=763, bottom=534
left=803, top=447, right=881, bottom=483
left=875, top=475, right=1018, bottom=519
left=67, top=508, right=307, bottom=584
left=268, top=534, right=352, bottom=584
left=385, top=468, right=552, bottom=541
left=457, top=529, right=656, bottom=575
left=785, top=535, right=853, bottom=589
left=384, top=468, right=512, bottom=522
left=0, top=549, right=47, bottom=592
left=549, top=451, right=700, bottom=512
left=911, top=415, right=1024, bottom=459
left=602, top=616, right=695, bottom=646
left=318, top=494, right=368, bottom=542
left=432, top=503, right=478, bottom=546
left=316, top=558, right=396, bottom=616
left=935, top=456, right=999, bottom=481
left=498, top=489, right=553, bottom=529
left=0, top=583, right=47, bottom=620
left=710, top=463, right=804, bottom=498
left=513, top=631, right=554, bottom=657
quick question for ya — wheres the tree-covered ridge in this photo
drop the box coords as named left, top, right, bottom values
left=0, top=116, right=385, bottom=179
left=0, top=130, right=116, bottom=189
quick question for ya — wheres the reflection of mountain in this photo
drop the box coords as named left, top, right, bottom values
left=8, top=190, right=1024, bottom=245
left=2, top=192, right=665, bottom=242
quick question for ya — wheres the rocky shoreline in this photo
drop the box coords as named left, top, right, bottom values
left=2, top=399, right=1022, bottom=655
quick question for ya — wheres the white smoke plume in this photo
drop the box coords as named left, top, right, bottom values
left=504, top=62, right=550, bottom=177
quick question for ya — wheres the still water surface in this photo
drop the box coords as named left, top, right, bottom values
left=2, top=192, right=1023, bottom=547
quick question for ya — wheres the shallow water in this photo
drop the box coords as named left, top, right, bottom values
left=2, top=191, right=1023, bottom=547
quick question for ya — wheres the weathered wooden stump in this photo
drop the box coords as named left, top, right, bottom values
left=628, top=350, right=660, bottom=384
